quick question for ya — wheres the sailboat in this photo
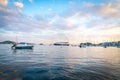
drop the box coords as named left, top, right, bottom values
left=14, top=42, right=34, bottom=49
left=12, top=35, right=34, bottom=49
left=12, top=42, right=34, bottom=49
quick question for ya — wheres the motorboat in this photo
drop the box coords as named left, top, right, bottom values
left=12, top=42, right=33, bottom=49
left=53, top=42, right=69, bottom=46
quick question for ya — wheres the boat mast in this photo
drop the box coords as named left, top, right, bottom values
left=16, top=34, right=18, bottom=44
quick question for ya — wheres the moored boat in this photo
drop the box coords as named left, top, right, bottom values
left=53, top=42, right=69, bottom=46
left=12, top=42, right=33, bottom=49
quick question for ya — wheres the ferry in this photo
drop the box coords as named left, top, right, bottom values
left=53, top=42, right=69, bottom=46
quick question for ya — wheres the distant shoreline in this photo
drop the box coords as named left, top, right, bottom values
left=0, top=40, right=120, bottom=48
left=0, top=41, right=15, bottom=44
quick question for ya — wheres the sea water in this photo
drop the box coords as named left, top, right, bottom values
left=0, top=44, right=120, bottom=80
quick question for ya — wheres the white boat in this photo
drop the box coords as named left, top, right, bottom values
left=53, top=42, right=69, bottom=46
left=12, top=42, right=33, bottom=49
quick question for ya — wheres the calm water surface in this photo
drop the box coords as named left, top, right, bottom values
left=0, top=44, right=120, bottom=80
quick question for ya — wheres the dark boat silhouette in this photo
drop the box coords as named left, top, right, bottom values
left=53, top=42, right=69, bottom=46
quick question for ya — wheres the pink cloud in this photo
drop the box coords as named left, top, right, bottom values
left=98, top=3, right=120, bottom=18
left=14, top=2, right=24, bottom=8
left=0, top=0, right=8, bottom=6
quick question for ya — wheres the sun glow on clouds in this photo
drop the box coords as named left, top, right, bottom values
left=14, top=2, right=24, bottom=8
left=0, top=0, right=120, bottom=44
left=0, top=0, right=8, bottom=6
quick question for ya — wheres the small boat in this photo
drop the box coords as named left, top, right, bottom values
left=12, top=42, right=33, bottom=49
left=53, top=42, right=69, bottom=46
left=39, top=43, right=44, bottom=45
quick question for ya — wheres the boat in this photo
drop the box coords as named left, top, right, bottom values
left=12, top=42, right=34, bottom=49
left=53, top=42, right=69, bottom=46
left=39, top=43, right=44, bottom=45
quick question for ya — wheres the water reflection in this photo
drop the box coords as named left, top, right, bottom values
left=0, top=45, right=120, bottom=80
left=12, top=49, right=33, bottom=54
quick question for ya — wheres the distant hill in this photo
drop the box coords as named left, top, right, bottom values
left=0, top=41, right=16, bottom=44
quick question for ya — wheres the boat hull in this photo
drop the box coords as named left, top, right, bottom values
left=54, top=44, right=69, bottom=46
left=15, top=46, right=33, bottom=49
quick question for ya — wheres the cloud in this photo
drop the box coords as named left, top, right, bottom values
left=83, top=2, right=94, bottom=7
left=97, top=3, right=120, bottom=18
left=14, top=2, right=24, bottom=8
left=0, top=0, right=120, bottom=43
left=0, top=7, right=14, bottom=28
left=0, top=6, right=53, bottom=33
left=69, top=1, right=76, bottom=6
left=78, top=0, right=120, bottom=19
left=0, top=7, right=57, bottom=43
left=71, top=0, right=120, bottom=29
left=0, top=0, right=8, bottom=6
left=28, top=0, right=33, bottom=3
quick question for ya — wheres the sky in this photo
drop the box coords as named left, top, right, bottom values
left=0, top=0, right=120, bottom=44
